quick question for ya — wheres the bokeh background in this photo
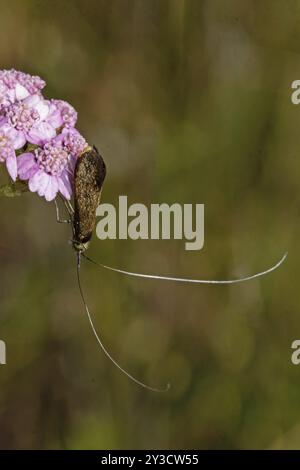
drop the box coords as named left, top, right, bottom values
left=0, top=0, right=299, bottom=450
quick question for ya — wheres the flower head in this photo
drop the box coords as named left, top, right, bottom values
left=18, top=139, right=73, bottom=201
left=6, top=101, right=39, bottom=132
left=0, top=68, right=91, bottom=196
left=0, top=69, right=45, bottom=107
left=58, top=127, right=87, bottom=157
left=0, top=94, right=56, bottom=149
left=51, top=99, right=77, bottom=128
left=36, top=141, right=69, bottom=176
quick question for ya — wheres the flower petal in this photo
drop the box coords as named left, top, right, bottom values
left=27, top=122, right=56, bottom=145
left=29, top=169, right=47, bottom=192
left=44, top=176, right=58, bottom=202
left=47, top=106, right=63, bottom=129
left=18, top=153, right=38, bottom=180
left=58, top=171, right=72, bottom=199
left=5, top=155, right=17, bottom=181
left=24, top=94, right=41, bottom=107
left=34, top=99, right=50, bottom=120
left=15, top=83, right=30, bottom=100
left=17, top=152, right=35, bottom=171
left=37, top=173, right=51, bottom=197
left=22, top=165, right=39, bottom=180
left=10, top=130, right=26, bottom=150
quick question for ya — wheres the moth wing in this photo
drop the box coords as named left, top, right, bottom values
left=74, top=146, right=106, bottom=244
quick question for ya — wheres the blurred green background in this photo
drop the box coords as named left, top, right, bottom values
left=0, top=0, right=298, bottom=450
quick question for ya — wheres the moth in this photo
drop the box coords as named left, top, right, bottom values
left=56, top=146, right=287, bottom=393
left=73, top=145, right=106, bottom=253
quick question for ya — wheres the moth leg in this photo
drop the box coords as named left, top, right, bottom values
left=64, top=199, right=74, bottom=215
left=54, top=199, right=71, bottom=224
left=58, top=194, right=74, bottom=216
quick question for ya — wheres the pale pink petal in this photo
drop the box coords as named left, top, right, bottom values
left=47, top=107, right=63, bottom=129
left=58, top=172, right=72, bottom=199
left=17, top=152, right=35, bottom=171
left=11, top=130, right=26, bottom=150
left=24, top=94, right=41, bottom=107
left=44, top=176, right=58, bottom=201
left=17, top=152, right=39, bottom=180
left=68, top=155, right=77, bottom=174
left=37, top=173, right=51, bottom=197
left=5, top=155, right=17, bottom=181
left=27, top=122, right=56, bottom=145
left=15, top=84, right=30, bottom=100
left=21, top=166, right=39, bottom=180
left=33, top=100, right=50, bottom=120
left=2, top=126, right=23, bottom=149
left=29, top=169, right=47, bottom=192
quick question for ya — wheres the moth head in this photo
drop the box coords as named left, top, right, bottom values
left=72, top=240, right=90, bottom=253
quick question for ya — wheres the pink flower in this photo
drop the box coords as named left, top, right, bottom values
left=58, top=127, right=87, bottom=157
left=0, top=129, right=17, bottom=181
left=50, top=99, right=77, bottom=128
left=0, top=69, right=45, bottom=107
left=0, top=69, right=91, bottom=201
left=0, top=94, right=57, bottom=149
left=17, top=140, right=73, bottom=201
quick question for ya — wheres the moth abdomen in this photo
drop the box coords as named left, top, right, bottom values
left=73, top=146, right=106, bottom=252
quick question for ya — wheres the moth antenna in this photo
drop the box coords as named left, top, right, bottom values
left=77, top=251, right=81, bottom=268
left=82, top=252, right=287, bottom=285
left=76, top=256, right=170, bottom=393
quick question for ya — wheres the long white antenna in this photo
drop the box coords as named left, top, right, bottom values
left=83, top=252, right=287, bottom=285
left=76, top=254, right=170, bottom=393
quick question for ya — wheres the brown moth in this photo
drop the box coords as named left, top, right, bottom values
left=73, top=145, right=106, bottom=253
